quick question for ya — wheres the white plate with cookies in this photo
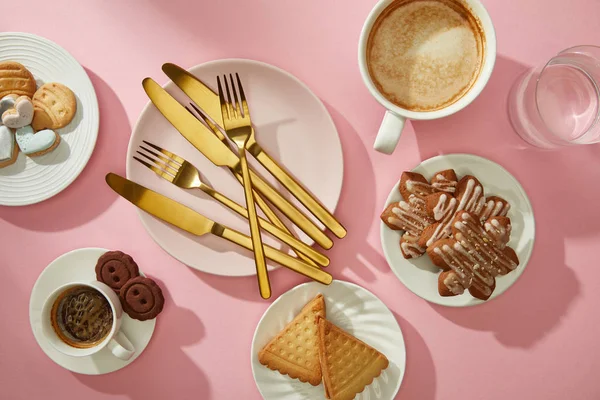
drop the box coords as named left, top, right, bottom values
left=0, top=32, right=99, bottom=206
left=380, top=154, right=535, bottom=307
left=251, top=280, right=405, bottom=400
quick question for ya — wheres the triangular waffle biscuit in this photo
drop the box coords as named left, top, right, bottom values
left=258, top=294, right=325, bottom=386
left=318, top=318, right=389, bottom=400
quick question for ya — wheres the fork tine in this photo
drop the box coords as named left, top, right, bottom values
left=133, top=156, right=175, bottom=183
left=139, top=145, right=181, bottom=169
left=141, top=140, right=185, bottom=164
left=223, top=74, right=236, bottom=118
left=235, top=73, right=250, bottom=118
left=217, top=76, right=230, bottom=121
left=229, top=73, right=241, bottom=117
left=136, top=150, right=179, bottom=176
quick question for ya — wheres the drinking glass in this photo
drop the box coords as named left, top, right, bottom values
left=508, top=45, right=600, bottom=148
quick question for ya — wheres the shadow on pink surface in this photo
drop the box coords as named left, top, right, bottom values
left=394, top=313, right=436, bottom=400
left=0, top=68, right=129, bottom=231
left=410, top=55, right=592, bottom=347
left=74, top=280, right=210, bottom=399
left=188, top=103, right=387, bottom=300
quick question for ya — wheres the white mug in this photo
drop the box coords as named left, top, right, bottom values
left=41, top=281, right=135, bottom=360
left=358, top=0, right=497, bottom=154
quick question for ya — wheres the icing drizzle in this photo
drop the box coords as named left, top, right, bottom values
left=386, top=195, right=430, bottom=236
left=433, top=212, right=518, bottom=297
left=401, top=233, right=425, bottom=258
left=432, top=174, right=457, bottom=193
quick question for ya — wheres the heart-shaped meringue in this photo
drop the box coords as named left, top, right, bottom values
left=15, top=125, right=59, bottom=155
left=0, top=95, right=17, bottom=122
left=2, top=96, right=34, bottom=128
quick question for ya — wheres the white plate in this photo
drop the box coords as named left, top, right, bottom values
left=0, top=32, right=99, bottom=206
left=29, top=248, right=156, bottom=375
left=127, top=59, right=343, bottom=276
left=251, top=280, right=405, bottom=400
left=381, top=154, right=535, bottom=307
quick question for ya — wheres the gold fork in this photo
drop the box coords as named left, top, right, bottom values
left=133, top=141, right=329, bottom=267
left=218, top=73, right=269, bottom=299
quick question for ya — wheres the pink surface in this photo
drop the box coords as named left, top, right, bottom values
left=1, top=1, right=599, bottom=399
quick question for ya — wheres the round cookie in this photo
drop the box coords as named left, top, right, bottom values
left=119, top=277, right=164, bottom=321
left=32, top=82, right=77, bottom=131
left=0, top=61, right=37, bottom=99
left=95, top=250, right=140, bottom=291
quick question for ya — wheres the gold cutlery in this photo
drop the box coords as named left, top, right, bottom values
left=134, top=140, right=329, bottom=267
left=162, top=62, right=347, bottom=239
left=142, top=77, right=333, bottom=250
left=217, top=74, right=269, bottom=299
left=105, top=173, right=333, bottom=285
left=186, top=103, right=320, bottom=269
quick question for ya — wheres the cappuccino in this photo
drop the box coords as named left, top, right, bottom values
left=51, top=285, right=113, bottom=348
left=367, top=0, right=485, bottom=112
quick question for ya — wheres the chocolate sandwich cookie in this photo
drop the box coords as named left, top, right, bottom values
left=95, top=251, right=140, bottom=291
left=119, top=277, right=164, bottom=321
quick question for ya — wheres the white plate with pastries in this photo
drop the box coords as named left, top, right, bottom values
left=251, top=280, right=405, bottom=400
left=0, top=32, right=99, bottom=206
left=380, top=154, right=535, bottom=307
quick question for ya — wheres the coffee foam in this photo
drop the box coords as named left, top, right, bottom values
left=367, top=0, right=485, bottom=112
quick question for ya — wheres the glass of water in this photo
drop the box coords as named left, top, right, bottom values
left=509, top=45, right=600, bottom=148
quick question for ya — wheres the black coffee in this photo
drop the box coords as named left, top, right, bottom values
left=51, top=286, right=113, bottom=348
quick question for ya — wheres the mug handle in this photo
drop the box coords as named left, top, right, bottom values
left=374, top=111, right=405, bottom=154
left=107, top=330, right=135, bottom=360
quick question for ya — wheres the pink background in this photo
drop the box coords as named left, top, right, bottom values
left=1, top=0, right=600, bottom=399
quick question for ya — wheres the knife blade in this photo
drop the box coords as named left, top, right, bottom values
left=105, top=173, right=332, bottom=285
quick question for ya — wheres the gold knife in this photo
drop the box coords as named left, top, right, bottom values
left=105, top=173, right=332, bottom=285
left=142, top=78, right=333, bottom=250
left=162, top=63, right=347, bottom=239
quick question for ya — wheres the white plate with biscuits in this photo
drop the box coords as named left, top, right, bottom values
left=29, top=248, right=156, bottom=375
left=0, top=32, right=99, bottom=206
left=251, top=280, right=405, bottom=400
left=380, top=154, right=535, bottom=307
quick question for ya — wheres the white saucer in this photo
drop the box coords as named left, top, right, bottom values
left=0, top=32, right=99, bottom=206
left=251, top=280, right=405, bottom=400
left=29, top=248, right=156, bottom=375
left=127, top=58, right=344, bottom=276
left=380, top=154, right=536, bottom=307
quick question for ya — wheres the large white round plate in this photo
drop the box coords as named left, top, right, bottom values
left=0, top=32, right=99, bottom=206
left=251, top=280, right=405, bottom=400
left=127, top=59, right=343, bottom=276
left=381, top=154, right=535, bottom=307
left=29, top=248, right=156, bottom=375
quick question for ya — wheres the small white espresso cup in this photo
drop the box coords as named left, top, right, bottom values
left=358, top=0, right=497, bottom=154
left=41, top=281, right=135, bottom=360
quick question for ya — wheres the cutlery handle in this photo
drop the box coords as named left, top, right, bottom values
left=231, top=172, right=322, bottom=268
left=247, top=139, right=347, bottom=239
left=239, top=150, right=271, bottom=299
left=217, top=227, right=333, bottom=285
left=247, top=169, right=333, bottom=250
left=206, top=187, right=329, bottom=266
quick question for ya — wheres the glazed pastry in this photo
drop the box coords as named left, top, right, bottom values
left=427, top=211, right=519, bottom=300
